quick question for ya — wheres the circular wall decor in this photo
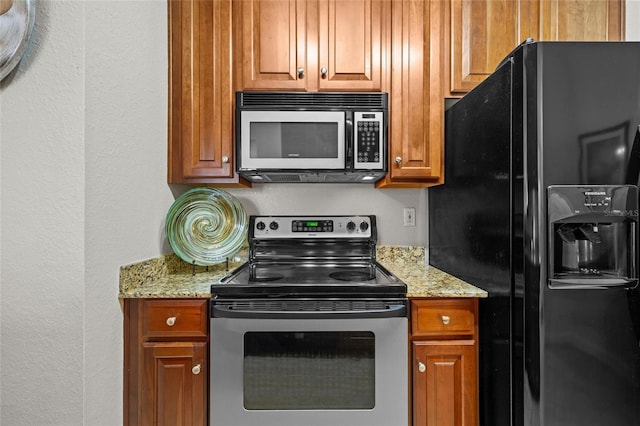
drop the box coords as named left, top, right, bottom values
left=0, top=0, right=35, bottom=82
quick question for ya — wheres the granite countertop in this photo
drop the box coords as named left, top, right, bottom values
left=118, top=246, right=487, bottom=299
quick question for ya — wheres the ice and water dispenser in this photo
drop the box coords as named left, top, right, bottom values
left=548, top=185, right=639, bottom=288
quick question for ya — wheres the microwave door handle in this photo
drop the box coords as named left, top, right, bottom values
left=346, top=114, right=353, bottom=165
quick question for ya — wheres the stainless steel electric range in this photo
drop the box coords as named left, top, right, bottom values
left=210, top=215, right=408, bottom=426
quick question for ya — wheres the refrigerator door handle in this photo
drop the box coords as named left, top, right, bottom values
left=624, top=125, right=640, bottom=186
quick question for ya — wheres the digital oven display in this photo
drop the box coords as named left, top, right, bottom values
left=292, top=220, right=334, bottom=232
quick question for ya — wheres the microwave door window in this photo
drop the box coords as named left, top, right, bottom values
left=281, top=123, right=339, bottom=158
left=250, top=122, right=282, bottom=158
left=241, top=111, right=346, bottom=170
left=250, top=122, right=339, bottom=159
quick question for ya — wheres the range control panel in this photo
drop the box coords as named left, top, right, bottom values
left=251, top=215, right=374, bottom=239
left=353, top=111, right=384, bottom=170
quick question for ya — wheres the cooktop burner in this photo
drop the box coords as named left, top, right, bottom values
left=249, top=272, right=285, bottom=282
left=329, top=270, right=375, bottom=282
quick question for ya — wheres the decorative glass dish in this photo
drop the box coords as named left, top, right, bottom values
left=166, top=188, right=248, bottom=266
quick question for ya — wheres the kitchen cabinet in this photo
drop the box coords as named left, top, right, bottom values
left=124, top=298, right=208, bottom=426
left=168, top=0, right=250, bottom=186
left=234, top=0, right=386, bottom=92
left=410, top=298, right=479, bottom=426
left=376, top=0, right=445, bottom=187
left=448, top=0, right=625, bottom=95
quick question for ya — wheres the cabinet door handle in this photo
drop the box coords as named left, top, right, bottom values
left=320, top=67, right=328, bottom=78
left=395, top=156, right=402, bottom=164
left=192, top=364, right=201, bottom=375
left=297, top=67, right=304, bottom=79
left=418, top=362, right=426, bottom=373
left=222, top=156, right=229, bottom=163
left=166, top=316, right=176, bottom=327
left=441, top=315, right=451, bottom=325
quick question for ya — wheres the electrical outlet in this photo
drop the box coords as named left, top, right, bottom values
left=403, top=207, right=416, bottom=227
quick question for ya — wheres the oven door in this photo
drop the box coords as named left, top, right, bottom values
left=238, top=110, right=346, bottom=170
left=210, top=310, right=408, bottom=426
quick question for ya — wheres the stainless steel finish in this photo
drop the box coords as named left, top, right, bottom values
left=252, top=215, right=373, bottom=239
left=395, top=156, right=402, bottom=164
left=238, top=110, right=346, bottom=170
left=320, top=67, right=328, bottom=78
left=235, top=91, right=388, bottom=184
left=222, top=155, right=229, bottom=163
left=210, top=214, right=408, bottom=426
left=297, top=67, right=304, bottom=78
left=353, top=111, right=385, bottom=170
left=210, top=316, right=408, bottom=426
left=211, top=299, right=407, bottom=319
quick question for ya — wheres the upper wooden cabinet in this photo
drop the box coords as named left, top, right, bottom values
left=448, top=0, right=625, bottom=96
left=168, top=0, right=250, bottom=186
left=376, top=0, right=445, bottom=187
left=235, top=0, right=386, bottom=92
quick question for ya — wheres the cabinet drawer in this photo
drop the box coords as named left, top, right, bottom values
left=141, top=299, right=208, bottom=340
left=411, top=299, right=476, bottom=338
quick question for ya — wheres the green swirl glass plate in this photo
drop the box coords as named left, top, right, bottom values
left=166, top=188, right=248, bottom=266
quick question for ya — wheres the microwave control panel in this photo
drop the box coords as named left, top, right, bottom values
left=354, top=111, right=384, bottom=170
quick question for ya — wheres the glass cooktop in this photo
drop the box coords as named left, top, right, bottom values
left=212, top=261, right=407, bottom=298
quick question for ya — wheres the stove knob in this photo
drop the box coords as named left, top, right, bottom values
left=256, top=221, right=266, bottom=231
left=346, top=221, right=356, bottom=231
left=359, top=221, right=369, bottom=232
left=269, top=221, right=279, bottom=231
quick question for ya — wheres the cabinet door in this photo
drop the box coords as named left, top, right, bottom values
left=377, top=0, right=444, bottom=187
left=141, top=342, right=207, bottom=426
left=237, top=0, right=309, bottom=91
left=539, top=0, right=624, bottom=42
left=317, top=0, right=385, bottom=91
left=449, top=0, right=625, bottom=95
left=449, top=0, right=538, bottom=94
left=412, top=341, right=478, bottom=426
left=168, top=0, right=248, bottom=185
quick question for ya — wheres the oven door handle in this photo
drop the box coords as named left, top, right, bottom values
left=211, top=303, right=407, bottom=319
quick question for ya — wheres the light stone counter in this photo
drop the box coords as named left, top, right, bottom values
left=119, top=246, right=487, bottom=299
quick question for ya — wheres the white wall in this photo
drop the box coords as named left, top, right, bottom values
left=0, top=1, right=425, bottom=424
left=629, top=0, right=640, bottom=41
left=1, top=1, right=85, bottom=424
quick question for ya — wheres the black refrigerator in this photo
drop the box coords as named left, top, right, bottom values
left=429, top=41, right=640, bottom=426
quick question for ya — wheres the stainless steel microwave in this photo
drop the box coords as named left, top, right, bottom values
left=235, top=91, right=388, bottom=183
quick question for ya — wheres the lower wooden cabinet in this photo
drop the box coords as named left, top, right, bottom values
left=410, top=298, right=479, bottom=426
left=124, top=298, right=209, bottom=426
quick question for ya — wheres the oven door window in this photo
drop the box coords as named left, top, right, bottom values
left=243, top=331, right=375, bottom=410
left=240, top=110, right=346, bottom=170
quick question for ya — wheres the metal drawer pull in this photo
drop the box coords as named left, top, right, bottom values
left=418, top=362, right=426, bottom=373
left=297, top=67, right=304, bottom=79
left=166, top=316, right=176, bottom=327
left=441, top=315, right=451, bottom=325
left=192, top=364, right=201, bottom=375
